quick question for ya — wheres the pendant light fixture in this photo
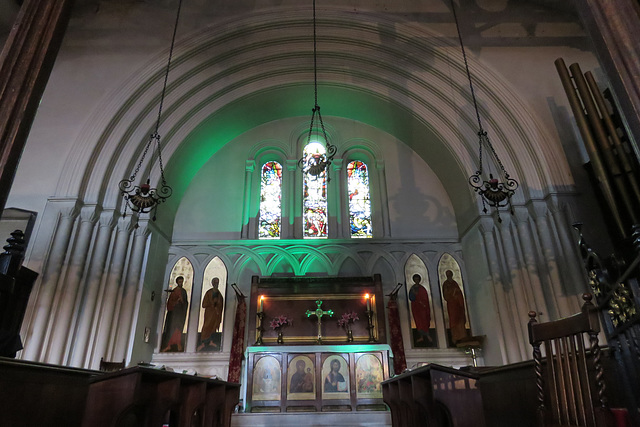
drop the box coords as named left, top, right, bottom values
left=297, top=0, right=337, bottom=182
left=119, top=0, right=184, bottom=222
left=450, top=0, right=518, bottom=222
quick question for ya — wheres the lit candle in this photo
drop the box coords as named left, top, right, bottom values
left=259, top=295, right=264, bottom=312
left=365, top=293, right=371, bottom=312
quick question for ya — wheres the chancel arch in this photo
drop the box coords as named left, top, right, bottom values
left=12, top=3, right=595, bottom=380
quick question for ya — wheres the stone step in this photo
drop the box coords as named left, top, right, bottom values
left=231, top=411, right=391, bottom=427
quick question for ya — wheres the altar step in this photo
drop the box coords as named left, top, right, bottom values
left=231, top=411, right=391, bottom=427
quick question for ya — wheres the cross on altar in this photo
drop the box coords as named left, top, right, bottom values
left=306, top=300, right=334, bottom=344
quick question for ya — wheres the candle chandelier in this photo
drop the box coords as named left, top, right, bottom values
left=119, top=0, right=184, bottom=221
left=297, top=0, right=337, bottom=181
left=450, top=0, right=518, bottom=221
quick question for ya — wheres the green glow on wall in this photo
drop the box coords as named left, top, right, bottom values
left=157, top=84, right=469, bottom=233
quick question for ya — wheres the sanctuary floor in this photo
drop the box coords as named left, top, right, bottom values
left=230, top=411, right=391, bottom=426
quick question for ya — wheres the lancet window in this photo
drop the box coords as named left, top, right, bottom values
left=347, top=160, right=372, bottom=238
left=303, top=141, right=328, bottom=238
left=259, top=161, right=283, bottom=239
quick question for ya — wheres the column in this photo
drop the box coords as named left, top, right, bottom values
left=496, top=215, right=530, bottom=360
left=375, top=159, right=390, bottom=238
left=479, top=217, right=521, bottom=363
left=46, top=206, right=100, bottom=364
left=69, top=210, right=117, bottom=367
left=112, top=223, right=150, bottom=361
left=241, top=160, right=255, bottom=239
left=329, top=159, right=344, bottom=239
left=0, top=0, right=76, bottom=213
left=575, top=0, right=640, bottom=149
left=22, top=201, right=79, bottom=361
left=90, top=218, right=132, bottom=366
left=513, top=207, right=551, bottom=321
left=285, top=159, right=298, bottom=239
left=549, top=199, right=587, bottom=312
left=530, top=202, right=573, bottom=318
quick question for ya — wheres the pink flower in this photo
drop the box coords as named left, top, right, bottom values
left=337, top=311, right=359, bottom=328
left=270, top=314, right=292, bottom=330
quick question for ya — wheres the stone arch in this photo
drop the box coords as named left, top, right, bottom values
left=56, top=7, right=569, bottom=237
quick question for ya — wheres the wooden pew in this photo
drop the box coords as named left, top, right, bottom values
left=382, top=363, right=485, bottom=427
left=81, top=366, right=240, bottom=427
left=0, top=357, right=96, bottom=427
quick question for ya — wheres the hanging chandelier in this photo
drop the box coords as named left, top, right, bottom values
left=449, top=0, right=518, bottom=222
left=119, top=0, right=183, bottom=222
left=297, top=0, right=337, bottom=181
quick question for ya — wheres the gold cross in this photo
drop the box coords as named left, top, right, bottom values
left=306, top=300, right=333, bottom=344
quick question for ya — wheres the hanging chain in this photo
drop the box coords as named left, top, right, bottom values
left=154, top=0, right=184, bottom=136
left=130, top=134, right=155, bottom=180
left=130, top=0, right=184, bottom=184
left=451, top=0, right=512, bottom=181
left=450, top=0, right=483, bottom=133
left=313, top=0, right=318, bottom=108
left=483, top=132, right=511, bottom=178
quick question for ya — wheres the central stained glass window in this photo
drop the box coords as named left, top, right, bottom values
left=347, top=160, right=372, bottom=238
left=259, top=161, right=282, bottom=239
left=303, top=141, right=328, bottom=238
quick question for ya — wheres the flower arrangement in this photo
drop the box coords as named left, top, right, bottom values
left=270, top=315, right=292, bottom=331
left=337, top=311, right=359, bottom=329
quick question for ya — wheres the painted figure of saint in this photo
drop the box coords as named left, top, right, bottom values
left=198, top=277, right=224, bottom=350
left=162, top=276, right=189, bottom=352
left=290, top=360, right=311, bottom=393
left=324, top=358, right=346, bottom=392
left=442, top=270, right=468, bottom=344
left=408, top=273, right=432, bottom=344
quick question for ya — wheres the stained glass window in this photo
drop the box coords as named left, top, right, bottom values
left=259, top=161, right=282, bottom=239
left=347, top=160, right=372, bottom=238
left=303, top=141, right=328, bottom=238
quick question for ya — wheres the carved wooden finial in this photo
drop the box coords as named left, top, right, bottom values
left=582, top=293, right=592, bottom=303
left=528, top=311, right=538, bottom=321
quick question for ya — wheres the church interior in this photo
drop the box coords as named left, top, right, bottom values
left=0, top=0, right=639, bottom=426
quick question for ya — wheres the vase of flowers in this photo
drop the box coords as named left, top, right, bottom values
left=338, top=311, right=359, bottom=342
left=270, top=315, right=292, bottom=344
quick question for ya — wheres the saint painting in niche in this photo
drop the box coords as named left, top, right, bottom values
left=438, top=253, right=471, bottom=346
left=442, top=270, right=469, bottom=344
left=198, top=277, right=224, bottom=351
left=197, top=257, right=227, bottom=352
left=160, top=257, right=193, bottom=353
left=161, top=276, right=189, bottom=352
left=405, top=254, right=438, bottom=348
left=409, top=273, right=432, bottom=345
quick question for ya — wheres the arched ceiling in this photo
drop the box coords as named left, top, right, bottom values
left=57, top=5, right=574, bottom=237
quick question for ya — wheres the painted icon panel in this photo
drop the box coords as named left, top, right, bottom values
left=355, top=353, right=383, bottom=399
left=287, top=355, right=315, bottom=400
left=252, top=355, right=281, bottom=401
left=321, top=354, right=349, bottom=400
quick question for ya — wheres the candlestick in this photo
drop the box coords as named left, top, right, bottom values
left=365, top=293, right=371, bottom=311
left=259, top=295, right=264, bottom=312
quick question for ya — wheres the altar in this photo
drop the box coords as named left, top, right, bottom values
left=243, top=275, right=391, bottom=413
left=244, top=344, right=391, bottom=413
